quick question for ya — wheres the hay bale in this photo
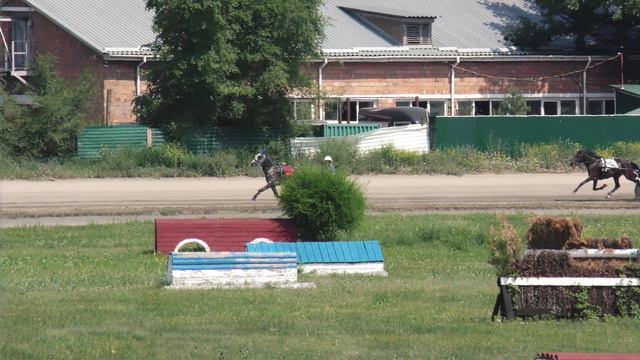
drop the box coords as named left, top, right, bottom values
left=575, top=236, right=634, bottom=250
left=526, top=216, right=583, bottom=250
left=514, top=251, right=622, bottom=277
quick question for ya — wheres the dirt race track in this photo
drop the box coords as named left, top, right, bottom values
left=1, top=173, right=639, bottom=227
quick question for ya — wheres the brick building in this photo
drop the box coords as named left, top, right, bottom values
left=0, top=0, right=630, bottom=125
left=293, top=0, right=625, bottom=123
left=0, top=0, right=154, bottom=124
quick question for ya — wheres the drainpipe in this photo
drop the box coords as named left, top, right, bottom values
left=136, top=56, right=147, bottom=96
left=582, top=56, right=591, bottom=115
left=318, top=58, right=328, bottom=121
left=450, top=56, right=460, bottom=115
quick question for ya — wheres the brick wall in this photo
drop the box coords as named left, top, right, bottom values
left=104, top=61, right=147, bottom=124
left=305, top=59, right=620, bottom=98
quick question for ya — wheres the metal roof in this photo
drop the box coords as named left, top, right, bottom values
left=23, top=0, right=156, bottom=57
left=322, top=0, right=539, bottom=54
left=611, top=84, right=640, bottom=98
left=21, top=0, right=583, bottom=61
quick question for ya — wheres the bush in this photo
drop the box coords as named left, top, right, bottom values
left=488, top=215, right=524, bottom=276
left=278, top=164, right=366, bottom=240
left=0, top=54, right=94, bottom=157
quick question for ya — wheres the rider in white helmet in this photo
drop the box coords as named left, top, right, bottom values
left=323, top=155, right=336, bottom=173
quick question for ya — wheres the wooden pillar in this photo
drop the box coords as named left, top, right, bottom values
left=346, top=97, right=351, bottom=124
left=105, top=89, right=113, bottom=125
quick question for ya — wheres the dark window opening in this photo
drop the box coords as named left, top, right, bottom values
left=543, top=102, right=558, bottom=115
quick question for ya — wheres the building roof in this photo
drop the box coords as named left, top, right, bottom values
left=21, top=0, right=594, bottom=61
left=322, top=0, right=539, bottom=56
left=610, top=84, right=640, bottom=98
left=23, top=0, right=156, bottom=57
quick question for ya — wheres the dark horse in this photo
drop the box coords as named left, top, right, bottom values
left=570, top=149, right=640, bottom=198
left=250, top=151, right=290, bottom=201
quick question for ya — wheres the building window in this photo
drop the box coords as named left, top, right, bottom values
left=526, top=101, right=541, bottom=115
left=336, top=99, right=376, bottom=123
left=405, top=24, right=431, bottom=45
left=457, top=101, right=473, bottom=115
left=587, top=99, right=614, bottom=115
left=324, top=100, right=339, bottom=121
left=543, top=101, right=558, bottom=115
left=395, top=99, right=447, bottom=116
left=560, top=100, right=577, bottom=115
left=292, top=100, right=313, bottom=122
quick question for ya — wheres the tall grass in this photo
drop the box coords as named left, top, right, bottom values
left=2, top=214, right=640, bottom=359
left=2, top=140, right=640, bottom=179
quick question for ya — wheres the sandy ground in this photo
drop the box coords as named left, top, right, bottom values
left=1, top=173, right=638, bottom=227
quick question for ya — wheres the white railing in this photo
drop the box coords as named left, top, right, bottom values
left=2, top=40, right=30, bottom=72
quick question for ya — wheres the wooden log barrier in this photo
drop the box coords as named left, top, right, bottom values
left=493, top=276, right=640, bottom=320
left=166, top=252, right=314, bottom=289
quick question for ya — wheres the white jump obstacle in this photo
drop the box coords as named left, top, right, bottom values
left=166, top=251, right=315, bottom=289
left=524, top=249, right=639, bottom=259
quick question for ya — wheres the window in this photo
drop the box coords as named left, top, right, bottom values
left=587, top=99, right=615, bottom=115
left=560, top=100, right=576, bottom=115
left=491, top=101, right=502, bottom=115
left=324, top=100, right=339, bottom=121
left=474, top=101, right=490, bottom=115
left=292, top=100, right=313, bottom=122
left=526, top=101, right=541, bottom=115
left=543, top=101, right=558, bottom=115
left=405, top=24, right=431, bottom=45
left=457, top=101, right=473, bottom=115
left=396, top=99, right=447, bottom=116
left=430, top=101, right=446, bottom=116
left=339, top=100, right=376, bottom=122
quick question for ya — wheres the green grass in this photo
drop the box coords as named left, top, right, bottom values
left=1, top=214, right=640, bottom=359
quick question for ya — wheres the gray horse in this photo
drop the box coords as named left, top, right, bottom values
left=250, top=151, right=287, bottom=200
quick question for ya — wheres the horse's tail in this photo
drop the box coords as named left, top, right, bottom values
left=631, top=161, right=640, bottom=172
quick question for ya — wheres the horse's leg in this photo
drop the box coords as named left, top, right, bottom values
left=573, top=177, right=594, bottom=193
left=252, top=183, right=272, bottom=201
left=606, top=176, right=621, bottom=198
left=592, top=179, right=607, bottom=191
left=270, top=184, right=279, bottom=198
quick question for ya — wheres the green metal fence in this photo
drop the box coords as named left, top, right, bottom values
left=323, top=123, right=380, bottom=137
left=435, top=115, right=640, bottom=150
left=183, top=127, right=289, bottom=153
left=77, top=125, right=165, bottom=158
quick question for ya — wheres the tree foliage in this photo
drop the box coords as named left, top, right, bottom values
left=496, top=88, right=528, bottom=115
left=0, top=55, right=94, bottom=157
left=136, top=0, right=324, bottom=140
left=504, top=0, right=640, bottom=51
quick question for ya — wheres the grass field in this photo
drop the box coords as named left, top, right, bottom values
left=1, top=213, right=640, bottom=359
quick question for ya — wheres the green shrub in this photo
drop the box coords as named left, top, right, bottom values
left=278, top=164, right=366, bottom=240
left=0, top=54, right=94, bottom=157
left=138, top=143, right=187, bottom=168
left=487, top=215, right=524, bottom=276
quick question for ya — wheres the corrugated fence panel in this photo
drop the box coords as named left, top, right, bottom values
left=323, top=123, right=380, bottom=137
left=77, top=125, right=165, bottom=157
left=291, top=124, right=429, bottom=155
left=183, top=127, right=289, bottom=153
left=435, top=115, right=640, bottom=150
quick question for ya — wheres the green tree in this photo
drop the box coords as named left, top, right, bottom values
left=136, top=0, right=324, bottom=141
left=504, top=0, right=640, bottom=51
left=496, top=89, right=528, bottom=115
left=0, top=55, right=94, bottom=157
